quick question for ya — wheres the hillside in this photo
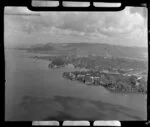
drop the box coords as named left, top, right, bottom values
left=19, top=42, right=148, bottom=60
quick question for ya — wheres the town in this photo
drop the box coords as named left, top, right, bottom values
left=31, top=54, right=147, bottom=94
left=63, top=70, right=147, bottom=94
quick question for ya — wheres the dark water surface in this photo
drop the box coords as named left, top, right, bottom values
left=5, top=49, right=147, bottom=121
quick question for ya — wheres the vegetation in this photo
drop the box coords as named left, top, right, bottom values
left=63, top=71, right=147, bottom=94
left=27, top=43, right=147, bottom=94
left=51, top=58, right=65, bottom=66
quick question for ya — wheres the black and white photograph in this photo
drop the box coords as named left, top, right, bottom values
left=4, top=1, right=148, bottom=122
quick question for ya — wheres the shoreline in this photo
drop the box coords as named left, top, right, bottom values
left=28, top=55, right=147, bottom=95
left=62, top=71, right=147, bottom=95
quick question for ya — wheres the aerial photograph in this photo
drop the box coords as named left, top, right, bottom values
left=5, top=5, right=147, bottom=121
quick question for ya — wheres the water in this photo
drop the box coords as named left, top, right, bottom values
left=5, top=49, right=147, bottom=121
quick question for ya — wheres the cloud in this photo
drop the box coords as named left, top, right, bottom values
left=5, top=7, right=146, bottom=35
left=4, top=7, right=147, bottom=47
left=98, top=7, right=145, bottom=35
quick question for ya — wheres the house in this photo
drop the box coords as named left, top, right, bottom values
left=84, top=76, right=93, bottom=84
left=109, top=71, right=119, bottom=74
left=102, top=69, right=109, bottom=73
left=99, top=81, right=105, bottom=85
left=90, top=76, right=94, bottom=82
left=137, top=76, right=142, bottom=80
left=77, top=74, right=85, bottom=78
left=94, top=76, right=99, bottom=79
left=68, top=72, right=76, bottom=80
left=128, top=68, right=133, bottom=71
left=135, top=81, right=140, bottom=86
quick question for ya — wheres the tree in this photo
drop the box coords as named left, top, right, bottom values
left=129, top=75, right=137, bottom=86
left=109, top=76, right=117, bottom=84
left=51, top=58, right=65, bottom=66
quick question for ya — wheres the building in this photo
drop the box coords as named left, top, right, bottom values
left=102, top=69, right=109, bottom=73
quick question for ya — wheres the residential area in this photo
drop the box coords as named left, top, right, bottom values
left=63, top=69, right=147, bottom=94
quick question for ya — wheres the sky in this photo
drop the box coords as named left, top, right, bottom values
left=4, top=5, right=148, bottom=48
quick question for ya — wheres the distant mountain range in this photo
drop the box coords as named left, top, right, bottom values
left=16, top=42, right=148, bottom=61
